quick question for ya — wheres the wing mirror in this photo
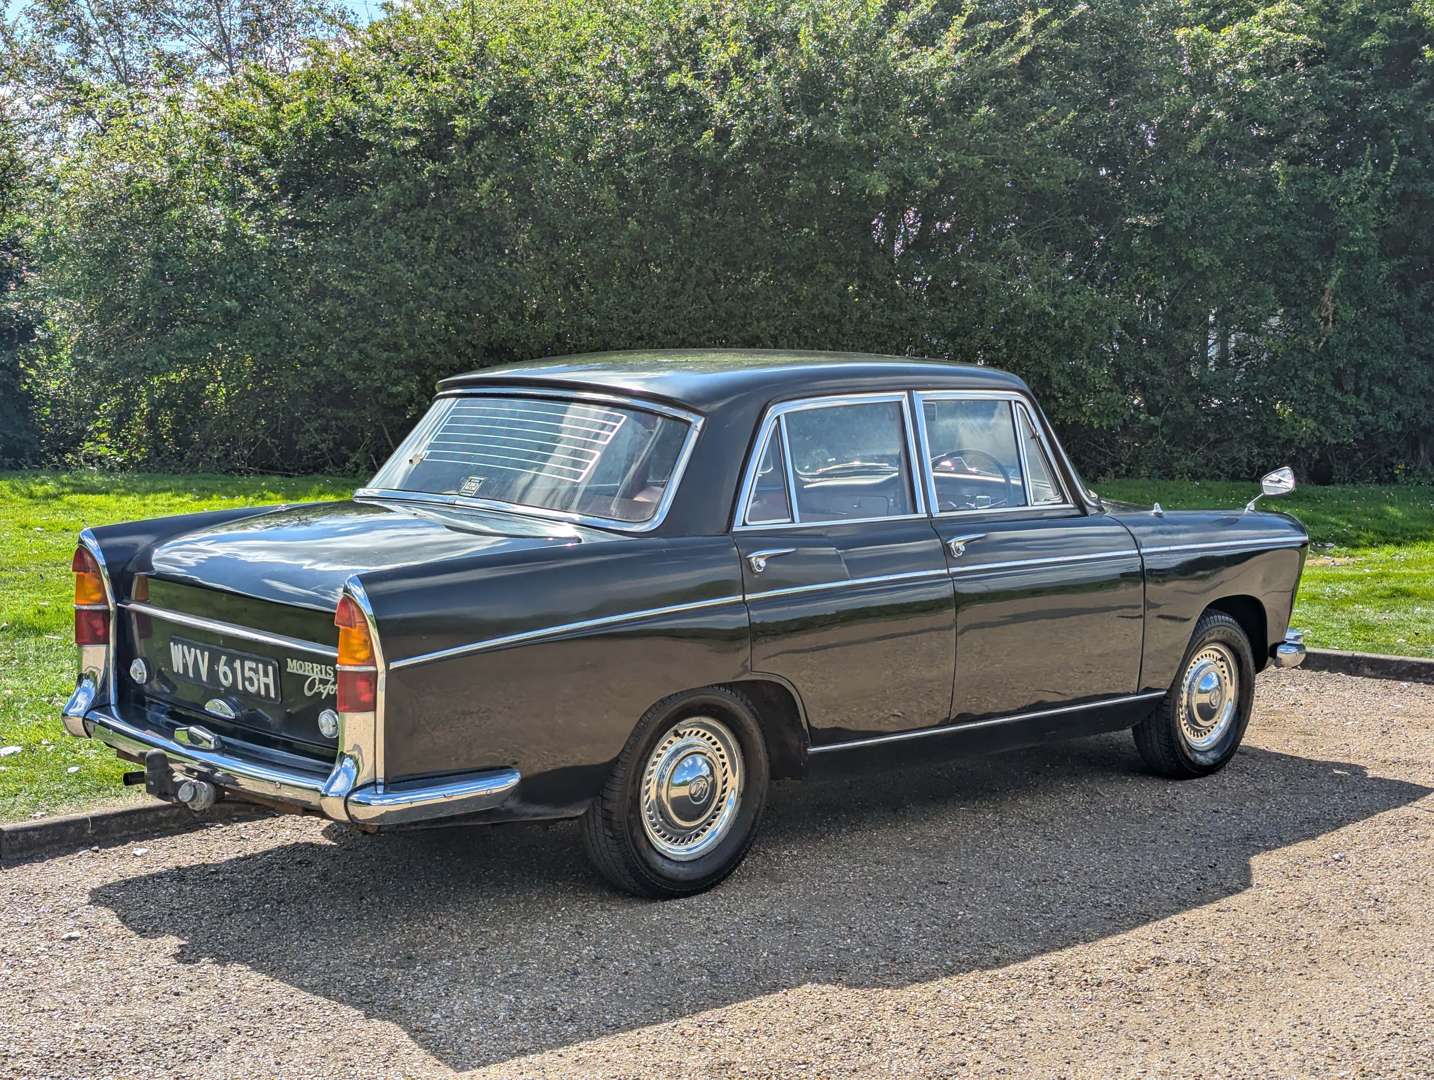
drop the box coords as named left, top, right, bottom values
left=1246, top=466, right=1296, bottom=511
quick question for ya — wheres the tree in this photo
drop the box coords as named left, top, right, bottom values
left=0, top=105, right=35, bottom=466
left=1, top=0, right=348, bottom=143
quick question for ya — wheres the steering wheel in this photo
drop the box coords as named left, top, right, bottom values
left=929, top=447, right=1017, bottom=510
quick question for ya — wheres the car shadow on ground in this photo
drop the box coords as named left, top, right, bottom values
left=91, top=733, right=1430, bottom=1071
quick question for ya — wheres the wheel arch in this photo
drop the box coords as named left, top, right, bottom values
left=1205, top=595, right=1269, bottom=672
left=727, top=676, right=811, bottom=781
left=628, top=676, right=810, bottom=784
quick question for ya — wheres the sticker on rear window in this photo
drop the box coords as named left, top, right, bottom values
left=459, top=475, right=485, bottom=497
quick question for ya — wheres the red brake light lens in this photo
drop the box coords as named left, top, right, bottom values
left=74, top=608, right=109, bottom=646
left=335, top=594, right=376, bottom=712
left=337, top=668, right=377, bottom=713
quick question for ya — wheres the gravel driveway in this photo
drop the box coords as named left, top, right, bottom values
left=3, top=669, right=1432, bottom=1078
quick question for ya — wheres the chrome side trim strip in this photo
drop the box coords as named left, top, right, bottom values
left=808, top=691, right=1167, bottom=754
left=394, top=568, right=956, bottom=669
left=748, top=567, right=951, bottom=601
left=1140, top=537, right=1306, bottom=555
left=390, top=594, right=747, bottom=670
left=947, top=549, right=1140, bottom=575
left=121, top=602, right=338, bottom=658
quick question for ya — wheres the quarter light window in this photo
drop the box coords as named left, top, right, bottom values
left=1017, top=405, right=1066, bottom=506
left=779, top=400, right=915, bottom=523
left=369, top=395, right=690, bottom=524
left=745, top=429, right=792, bottom=525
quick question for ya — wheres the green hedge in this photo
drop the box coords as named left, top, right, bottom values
left=13, top=0, right=1434, bottom=481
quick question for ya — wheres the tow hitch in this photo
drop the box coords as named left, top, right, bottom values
left=123, top=750, right=219, bottom=811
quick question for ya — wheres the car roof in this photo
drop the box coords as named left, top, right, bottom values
left=437, top=349, right=1029, bottom=414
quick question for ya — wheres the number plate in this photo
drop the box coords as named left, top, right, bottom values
left=164, top=636, right=282, bottom=703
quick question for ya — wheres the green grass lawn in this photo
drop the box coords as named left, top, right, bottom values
left=1, top=471, right=1430, bottom=823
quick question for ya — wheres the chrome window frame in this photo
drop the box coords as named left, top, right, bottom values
left=356, top=386, right=704, bottom=534
left=732, top=392, right=928, bottom=532
left=911, top=390, right=1076, bottom=518
left=739, top=421, right=794, bottom=526
left=1013, top=399, right=1068, bottom=507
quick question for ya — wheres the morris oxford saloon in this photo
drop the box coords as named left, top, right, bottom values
left=62, top=351, right=1308, bottom=896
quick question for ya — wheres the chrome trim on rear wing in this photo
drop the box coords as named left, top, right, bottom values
left=65, top=529, right=117, bottom=738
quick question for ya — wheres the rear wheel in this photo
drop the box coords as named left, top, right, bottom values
left=582, top=687, right=770, bottom=898
left=1133, top=611, right=1255, bottom=779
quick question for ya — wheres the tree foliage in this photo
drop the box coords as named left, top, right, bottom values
left=1, top=0, right=346, bottom=128
left=11, top=0, right=1434, bottom=479
left=0, top=110, right=35, bottom=465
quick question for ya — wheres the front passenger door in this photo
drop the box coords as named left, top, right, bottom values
left=733, top=394, right=955, bottom=745
left=915, top=392, right=1144, bottom=722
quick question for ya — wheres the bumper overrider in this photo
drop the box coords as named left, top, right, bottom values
left=60, top=545, right=519, bottom=827
left=1272, top=628, right=1306, bottom=669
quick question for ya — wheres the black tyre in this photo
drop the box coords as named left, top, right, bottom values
left=582, top=686, right=770, bottom=898
left=1133, top=611, right=1256, bottom=779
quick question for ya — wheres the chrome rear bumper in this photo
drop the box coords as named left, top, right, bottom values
left=1272, top=629, right=1306, bottom=669
left=63, top=690, right=519, bottom=827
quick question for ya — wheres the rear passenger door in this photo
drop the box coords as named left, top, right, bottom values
left=732, top=393, right=956, bottom=745
left=914, top=391, right=1143, bottom=722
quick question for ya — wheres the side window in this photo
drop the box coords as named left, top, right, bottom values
left=781, top=400, right=915, bottom=522
left=921, top=398, right=1027, bottom=512
left=744, top=427, right=792, bottom=525
left=1017, top=405, right=1066, bottom=506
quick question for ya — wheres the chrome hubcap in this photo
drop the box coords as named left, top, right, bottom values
left=641, top=716, right=743, bottom=861
left=1179, top=643, right=1239, bottom=751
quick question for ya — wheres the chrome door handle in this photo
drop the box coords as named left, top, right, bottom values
left=747, top=547, right=795, bottom=574
left=945, top=533, right=986, bottom=559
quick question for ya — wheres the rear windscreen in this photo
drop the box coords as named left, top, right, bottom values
left=368, top=395, right=691, bottom=524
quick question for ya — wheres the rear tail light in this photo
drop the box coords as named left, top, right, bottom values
left=335, top=594, right=377, bottom=713
left=72, top=546, right=109, bottom=645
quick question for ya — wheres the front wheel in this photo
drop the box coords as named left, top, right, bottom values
left=1133, top=611, right=1255, bottom=779
left=582, top=687, right=770, bottom=898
